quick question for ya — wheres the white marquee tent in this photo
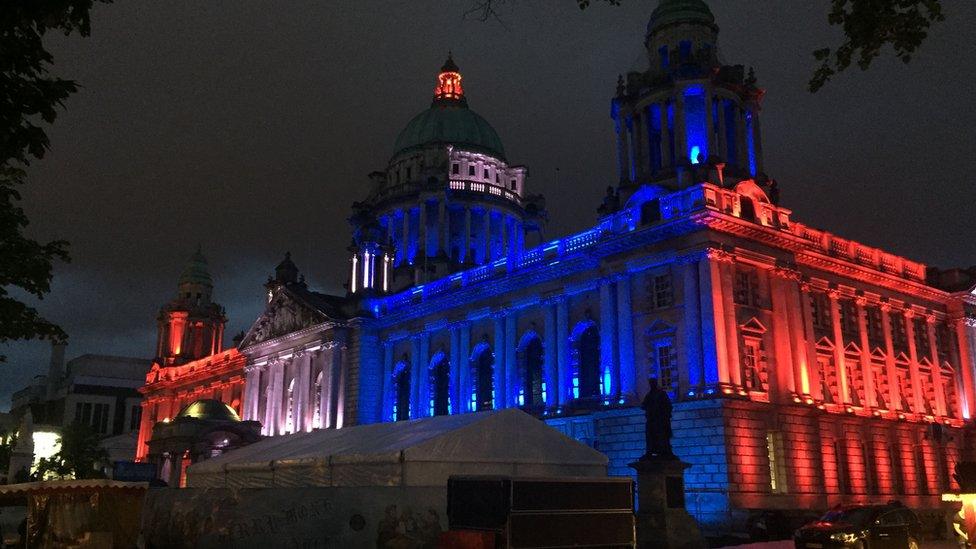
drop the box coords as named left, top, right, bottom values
left=188, top=408, right=608, bottom=488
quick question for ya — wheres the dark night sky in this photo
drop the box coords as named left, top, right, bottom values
left=2, top=1, right=974, bottom=409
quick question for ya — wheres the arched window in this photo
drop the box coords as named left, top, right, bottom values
left=429, top=352, right=450, bottom=416
left=470, top=341, right=494, bottom=411
left=571, top=321, right=601, bottom=400
left=393, top=360, right=410, bottom=421
left=517, top=333, right=545, bottom=410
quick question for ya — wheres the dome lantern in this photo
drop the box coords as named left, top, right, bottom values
left=434, top=52, right=464, bottom=103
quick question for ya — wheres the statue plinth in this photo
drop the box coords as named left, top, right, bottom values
left=629, top=457, right=705, bottom=549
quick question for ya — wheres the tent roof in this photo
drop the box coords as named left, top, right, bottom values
left=191, top=409, right=607, bottom=476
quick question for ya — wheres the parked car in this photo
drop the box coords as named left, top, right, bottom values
left=793, top=502, right=921, bottom=548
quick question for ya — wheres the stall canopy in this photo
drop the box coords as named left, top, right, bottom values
left=188, top=408, right=608, bottom=488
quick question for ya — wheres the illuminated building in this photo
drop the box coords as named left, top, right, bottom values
left=8, top=343, right=151, bottom=468
left=135, top=249, right=246, bottom=464
left=155, top=0, right=976, bottom=531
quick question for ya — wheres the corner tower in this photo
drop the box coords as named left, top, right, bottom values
left=155, top=248, right=226, bottom=364
left=609, top=0, right=766, bottom=206
left=348, top=54, right=547, bottom=295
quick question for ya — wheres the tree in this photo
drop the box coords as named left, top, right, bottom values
left=0, top=2, right=106, bottom=360
left=809, top=0, right=944, bottom=92
left=34, top=422, right=108, bottom=480
left=466, top=0, right=946, bottom=93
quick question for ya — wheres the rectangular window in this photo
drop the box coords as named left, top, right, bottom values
left=742, top=339, right=767, bottom=392
left=452, top=163, right=459, bottom=175
left=468, top=165, right=475, bottom=176
left=866, top=306, right=884, bottom=345
left=809, top=293, right=831, bottom=331
left=817, top=353, right=837, bottom=403
left=734, top=270, right=760, bottom=307
left=863, top=441, right=878, bottom=494
left=483, top=168, right=489, bottom=180
left=891, top=313, right=908, bottom=354
left=655, top=342, right=677, bottom=392
left=510, top=179, right=516, bottom=190
left=888, top=444, right=904, bottom=495
left=845, top=356, right=864, bottom=406
left=405, top=167, right=412, bottom=181
left=652, top=274, right=673, bottom=308
left=766, top=432, right=788, bottom=494
left=836, top=440, right=852, bottom=495
left=914, top=318, right=931, bottom=358
left=840, top=300, right=859, bottom=338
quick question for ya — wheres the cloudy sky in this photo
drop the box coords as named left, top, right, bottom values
left=3, top=0, right=974, bottom=408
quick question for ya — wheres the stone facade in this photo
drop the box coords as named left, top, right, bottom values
left=138, top=0, right=976, bottom=535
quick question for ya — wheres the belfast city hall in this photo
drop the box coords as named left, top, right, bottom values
left=135, top=0, right=976, bottom=533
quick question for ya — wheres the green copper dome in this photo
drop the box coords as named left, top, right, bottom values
left=178, top=247, right=212, bottom=288
left=393, top=55, right=506, bottom=160
left=393, top=102, right=505, bottom=160
left=648, top=0, right=715, bottom=32
left=177, top=399, right=240, bottom=422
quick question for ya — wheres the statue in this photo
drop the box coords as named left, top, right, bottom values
left=640, top=378, right=674, bottom=459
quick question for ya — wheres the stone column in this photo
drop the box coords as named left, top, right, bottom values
left=635, top=109, right=647, bottom=181
left=243, top=365, right=259, bottom=422
left=616, top=275, right=636, bottom=400
left=769, top=268, right=800, bottom=395
left=482, top=209, right=490, bottom=264
left=505, top=313, right=518, bottom=407
left=880, top=304, right=900, bottom=410
left=700, top=250, right=731, bottom=387
left=322, top=349, right=335, bottom=429
left=904, top=309, right=925, bottom=412
left=458, top=322, right=472, bottom=412
left=440, top=199, right=449, bottom=256
left=750, top=107, right=764, bottom=175
left=402, top=208, right=410, bottom=263
left=449, top=326, right=461, bottom=413
left=952, top=317, right=976, bottom=419
left=556, top=297, right=569, bottom=407
left=681, top=259, right=703, bottom=391
left=705, top=95, right=716, bottom=159
left=419, top=200, right=428, bottom=259
left=616, top=114, right=630, bottom=183
left=334, top=343, right=346, bottom=429
left=659, top=101, right=672, bottom=170
left=411, top=337, right=423, bottom=419
left=855, top=297, right=876, bottom=408
left=600, top=279, right=619, bottom=399
left=718, top=258, right=741, bottom=387
left=673, top=93, right=687, bottom=166
left=925, top=316, right=946, bottom=415
left=381, top=342, right=394, bottom=422
left=419, top=334, right=430, bottom=417
left=544, top=300, right=558, bottom=408
left=293, top=350, right=310, bottom=432
left=463, top=206, right=471, bottom=264
left=735, top=107, right=748, bottom=170
left=797, top=283, right=818, bottom=398
left=493, top=314, right=506, bottom=409
left=828, top=290, right=850, bottom=403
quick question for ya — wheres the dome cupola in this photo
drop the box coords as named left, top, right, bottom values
left=392, top=54, right=506, bottom=160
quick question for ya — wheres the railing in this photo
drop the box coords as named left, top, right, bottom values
left=449, top=179, right=521, bottom=205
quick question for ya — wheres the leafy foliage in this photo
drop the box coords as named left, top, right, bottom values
left=33, top=422, right=108, bottom=480
left=0, top=2, right=107, bottom=358
left=0, top=430, right=17, bottom=477
left=810, top=0, right=944, bottom=92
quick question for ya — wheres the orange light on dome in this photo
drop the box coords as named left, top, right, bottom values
left=435, top=71, right=463, bottom=100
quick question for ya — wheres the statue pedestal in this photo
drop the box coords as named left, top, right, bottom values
left=629, top=457, right=705, bottom=549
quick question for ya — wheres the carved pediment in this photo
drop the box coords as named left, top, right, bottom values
left=240, top=289, right=329, bottom=348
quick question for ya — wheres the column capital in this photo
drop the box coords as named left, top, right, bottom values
left=854, top=295, right=869, bottom=307
left=924, top=313, right=937, bottom=324
left=704, top=247, right=735, bottom=264
left=903, top=308, right=916, bottom=319
left=826, top=288, right=841, bottom=300
left=770, top=266, right=802, bottom=282
left=879, top=301, right=893, bottom=313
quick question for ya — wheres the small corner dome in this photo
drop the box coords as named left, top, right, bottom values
left=648, top=0, right=715, bottom=33
left=178, top=248, right=212, bottom=288
left=177, top=399, right=241, bottom=422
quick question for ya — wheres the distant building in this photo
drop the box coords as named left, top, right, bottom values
left=7, top=344, right=151, bottom=468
